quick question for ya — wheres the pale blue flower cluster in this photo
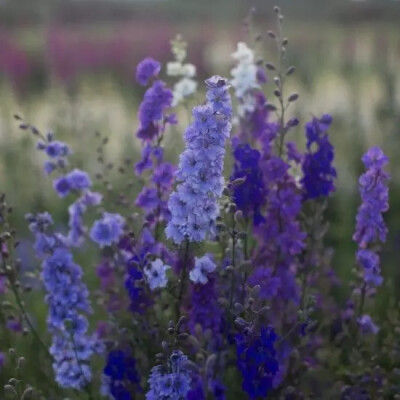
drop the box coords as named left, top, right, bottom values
left=90, top=212, right=125, bottom=248
left=146, top=351, right=191, bottom=400
left=189, top=254, right=216, bottom=284
left=166, top=76, right=232, bottom=244
left=144, top=258, right=170, bottom=290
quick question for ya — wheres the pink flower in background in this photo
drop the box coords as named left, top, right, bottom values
left=0, top=34, right=30, bottom=91
left=0, top=276, right=5, bottom=295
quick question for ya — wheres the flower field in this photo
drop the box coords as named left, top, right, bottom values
left=0, top=3, right=400, bottom=399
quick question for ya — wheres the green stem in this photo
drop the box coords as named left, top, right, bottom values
left=299, top=201, right=320, bottom=310
left=276, top=13, right=287, bottom=158
left=175, top=239, right=190, bottom=319
left=2, top=258, right=52, bottom=360
left=241, top=217, right=250, bottom=303
left=69, top=331, right=94, bottom=400
left=354, top=282, right=367, bottom=343
left=228, top=213, right=237, bottom=313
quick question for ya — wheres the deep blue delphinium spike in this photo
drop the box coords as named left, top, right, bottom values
left=102, top=349, right=141, bottom=399
left=230, top=139, right=266, bottom=226
left=235, top=326, right=279, bottom=399
left=301, top=114, right=336, bottom=200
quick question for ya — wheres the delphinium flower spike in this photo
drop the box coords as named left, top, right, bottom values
left=101, top=349, right=141, bottom=399
left=166, top=76, right=232, bottom=244
left=134, top=58, right=177, bottom=242
left=353, top=147, right=390, bottom=331
left=24, top=122, right=103, bottom=247
left=297, top=114, right=336, bottom=311
left=27, top=213, right=102, bottom=390
left=301, top=114, right=336, bottom=200
left=147, top=347, right=192, bottom=400
left=233, top=284, right=281, bottom=399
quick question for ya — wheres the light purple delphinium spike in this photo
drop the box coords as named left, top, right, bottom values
left=353, top=146, right=390, bottom=287
left=166, top=76, right=232, bottom=244
left=27, top=213, right=102, bottom=389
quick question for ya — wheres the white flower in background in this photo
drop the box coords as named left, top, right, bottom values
left=145, top=259, right=170, bottom=290
left=167, top=34, right=197, bottom=106
left=167, top=62, right=182, bottom=76
left=230, top=42, right=259, bottom=116
left=172, top=78, right=198, bottom=106
left=232, top=42, right=255, bottom=63
left=180, top=63, right=196, bottom=78
left=189, top=254, right=216, bottom=285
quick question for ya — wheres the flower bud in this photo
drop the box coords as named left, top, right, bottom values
left=288, top=93, right=299, bottom=102
left=286, top=66, right=296, bottom=76
left=265, top=62, right=276, bottom=71
left=234, top=210, right=243, bottom=223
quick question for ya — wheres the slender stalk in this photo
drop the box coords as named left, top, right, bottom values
left=69, top=331, right=94, bottom=400
left=354, top=282, right=367, bottom=343
left=175, top=239, right=190, bottom=319
left=269, top=14, right=290, bottom=276
left=2, top=258, right=52, bottom=360
left=240, top=217, right=250, bottom=303
left=153, top=128, right=166, bottom=242
left=228, top=213, right=237, bottom=313
left=299, top=201, right=320, bottom=309
left=275, top=12, right=287, bottom=158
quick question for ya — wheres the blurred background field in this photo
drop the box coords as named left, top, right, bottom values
left=1, top=0, right=400, bottom=307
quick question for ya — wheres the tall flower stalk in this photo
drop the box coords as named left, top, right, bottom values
left=166, top=76, right=232, bottom=244
left=353, top=147, right=390, bottom=333
left=27, top=213, right=101, bottom=390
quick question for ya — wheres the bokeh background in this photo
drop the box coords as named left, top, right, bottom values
left=1, top=0, right=400, bottom=305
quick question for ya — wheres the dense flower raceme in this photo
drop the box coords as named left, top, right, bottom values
left=147, top=351, right=192, bottom=400
left=27, top=213, right=101, bottom=389
left=353, top=147, right=390, bottom=287
left=351, top=147, right=390, bottom=335
left=229, top=90, right=282, bottom=227
left=136, top=68, right=174, bottom=142
left=301, top=114, right=336, bottom=200
left=235, top=326, right=279, bottom=399
left=166, top=76, right=232, bottom=244
left=230, top=139, right=266, bottom=226
left=134, top=58, right=177, bottom=234
left=102, top=349, right=142, bottom=399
